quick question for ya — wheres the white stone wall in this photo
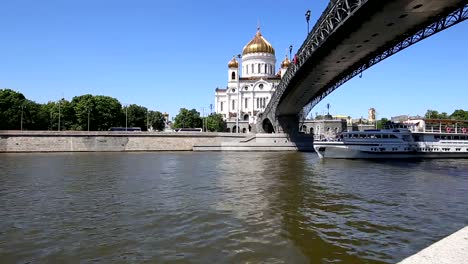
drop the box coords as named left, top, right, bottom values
left=241, top=53, right=276, bottom=78
left=0, top=132, right=246, bottom=152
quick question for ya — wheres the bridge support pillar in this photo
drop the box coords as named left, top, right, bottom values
left=276, top=114, right=299, bottom=135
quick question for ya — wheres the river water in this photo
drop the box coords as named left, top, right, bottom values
left=0, top=152, right=467, bottom=263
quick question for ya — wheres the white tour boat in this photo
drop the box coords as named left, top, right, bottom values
left=314, top=119, right=468, bottom=159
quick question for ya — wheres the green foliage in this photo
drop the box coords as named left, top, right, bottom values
left=93, top=96, right=122, bottom=130
left=41, top=102, right=59, bottom=130
left=425, top=109, right=468, bottom=120
left=71, top=94, right=94, bottom=130
left=22, top=100, right=49, bottom=130
left=450, top=109, right=468, bottom=120
left=376, top=118, right=389, bottom=129
left=205, top=113, right=226, bottom=132
left=0, top=90, right=171, bottom=131
left=53, top=99, right=75, bottom=130
left=0, top=89, right=26, bottom=130
left=124, top=104, right=148, bottom=131
left=173, top=108, right=202, bottom=129
left=148, top=111, right=166, bottom=131
left=424, top=109, right=440, bottom=119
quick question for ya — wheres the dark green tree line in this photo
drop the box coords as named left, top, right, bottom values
left=0, top=89, right=167, bottom=131
left=173, top=108, right=202, bottom=129
left=424, top=109, right=468, bottom=120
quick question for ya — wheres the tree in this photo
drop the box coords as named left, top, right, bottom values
left=148, top=110, right=166, bottom=131
left=425, top=109, right=440, bottom=119
left=93, top=96, right=122, bottom=130
left=450, top=109, right=468, bottom=120
left=205, top=113, right=226, bottom=132
left=0, top=89, right=26, bottom=129
left=52, top=98, right=75, bottom=130
left=439, top=112, right=449, bottom=119
left=376, top=118, right=389, bottom=129
left=71, top=94, right=95, bottom=130
left=173, top=108, right=202, bottom=129
left=22, top=100, right=50, bottom=130
left=124, top=104, right=148, bottom=130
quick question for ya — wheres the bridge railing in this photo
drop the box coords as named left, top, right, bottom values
left=263, top=0, right=368, bottom=121
left=301, top=1, right=468, bottom=116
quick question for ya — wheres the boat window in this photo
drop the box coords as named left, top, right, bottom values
left=390, top=134, right=398, bottom=139
left=375, top=134, right=382, bottom=139
left=383, top=134, right=389, bottom=139
left=454, top=136, right=460, bottom=140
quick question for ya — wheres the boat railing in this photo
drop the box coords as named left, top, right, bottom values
left=423, top=126, right=468, bottom=134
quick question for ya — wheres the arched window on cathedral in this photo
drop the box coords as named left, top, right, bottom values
left=232, top=100, right=235, bottom=110
left=231, top=71, right=236, bottom=80
left=258, top=64, right=261, bottom=73
left=251, top=64, right=254, bottom=74
left=246, top=66, right=249, bottom=74
left=264, top=64, right=267, bottom=74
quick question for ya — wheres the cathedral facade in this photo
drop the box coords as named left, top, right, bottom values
left=215, top=28, right=290, bottom=133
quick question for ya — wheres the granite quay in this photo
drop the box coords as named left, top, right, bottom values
left=0, top=131, right=245, bottom=152
left=0, top=131, right=315, bottom=152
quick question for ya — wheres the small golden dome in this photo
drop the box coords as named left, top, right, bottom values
left=242, top=28, right=275, bottom=55
left=228, top=57, right=239, bottom=68
left=281, top=55, right=290, bottom=68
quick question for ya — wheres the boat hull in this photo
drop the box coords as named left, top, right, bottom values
left=314, top=143, right=468, bottom=159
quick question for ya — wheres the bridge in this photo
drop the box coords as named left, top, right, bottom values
left=258, top=0, right=468, bottom=134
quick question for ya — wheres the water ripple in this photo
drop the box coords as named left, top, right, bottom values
left=0, top=152, right=467, bottom=263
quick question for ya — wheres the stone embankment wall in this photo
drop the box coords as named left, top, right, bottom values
left=0, top=131, right=246, bottom=152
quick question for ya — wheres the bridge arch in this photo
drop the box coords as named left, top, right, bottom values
left=262, top=118, right=275, bottom=134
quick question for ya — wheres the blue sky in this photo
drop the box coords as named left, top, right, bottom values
left=1, top=0, right=467, bottom=120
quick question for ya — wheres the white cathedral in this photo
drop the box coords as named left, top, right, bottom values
left=214, top=27, right=291, bottom=133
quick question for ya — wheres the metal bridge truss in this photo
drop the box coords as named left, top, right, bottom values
left=301, top=2, right=468, bottom=119
left=263, top=0, right=369, bottom=124
left=263, top=0, right=467, bottom=130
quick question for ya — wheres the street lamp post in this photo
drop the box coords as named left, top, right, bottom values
left=146, top=110, right=149, bottom=131
left=202, top=107, right=205, bottom=132
left=236, top=54, right=241, bottom=133
left=125, top=106, right=128, bottom=131
left=58, top=99, right=61, bottom=131
left=87, top=107, right=91, bottom=132
left=305, top=10, right=311, bottom=34
left=20, top=104, right=25, bottom=131
left=289, top=45, right=293, bottom=60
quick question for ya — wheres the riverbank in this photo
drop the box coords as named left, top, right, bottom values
left=0, top=131, right=315, bottom=152
left=0, top=131, right=245, bottom=152
left=398, top=226, right=468, bottom=264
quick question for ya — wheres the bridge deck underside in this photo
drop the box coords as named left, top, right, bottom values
left=276, top=0, right=463, bottom=116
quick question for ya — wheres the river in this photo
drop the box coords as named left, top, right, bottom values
left=1, top=152, right=467, bottom=263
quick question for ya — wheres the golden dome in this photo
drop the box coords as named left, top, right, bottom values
left=228, top=57, right=239, bottom=68
left=242, top=28, right=275, bottom=55
left=281, top=55, right=290, bottom=68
